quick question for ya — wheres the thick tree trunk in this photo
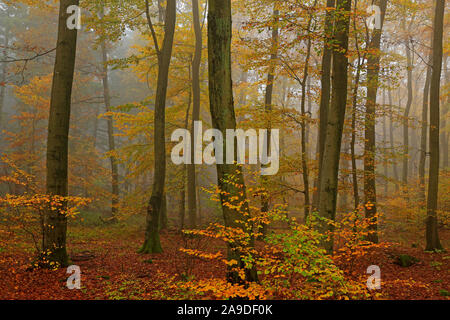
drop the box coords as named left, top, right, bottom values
left=187, top=0, right=202, bottom=229
left=100, top=39, right=119, bottom=220
left=43, top=0, right=79, bottom=267
left=426, top=0, right=444, bottom=252
left=317, top=0, right=351, bottom=254
left=363, top=0, right=387, bottom=244
left=140, top=0, right=176, bottom=254
left=312, top=0, right=335, bottom=210
left=208, top=0, right=257, bottom=283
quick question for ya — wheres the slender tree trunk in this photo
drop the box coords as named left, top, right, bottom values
left=426, top=0, right=444, bottom=252
left=140, top=0, right=176, bottom=254
left=312, top=0, right=335, bottom=210
left=299, top=8, right=316, bottom=221
left=0, top=26, right=8, bottom=130
left=388, top=80, right=399, bottom=191
left=180, top=78, right=192, bottom=230
left=208, top=0, right=257, bottom=283
left=187, top=0, right=202, bottom=228
left=93, top=104, right=100, bottom=148
left=350, top=2, right=364, bottom=210
left=441, top=55, right=449, bottom=168
left=43, top=0, right=79, bottom=267
left=317, top=0, right=351, bottom=254
left=383, top=88, right=388, bottom=196
left=419, top=53, right=432, bottom=205
left=403, top=36, right=414, bottom=186
left=260, top=7, right=279, bottom=237
left=100, top=38, right=119, bottom=220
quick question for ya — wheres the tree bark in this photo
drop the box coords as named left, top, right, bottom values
left=187, top=0, right=202, bottom=228
left=298, top=8, right=316, bottom=221
left=312, top=0, right=335, bottom=210
left=100, top=39, right=119, bottom=220
left=140, top=0, right=176, bottom=254
left=388, top=79, right=399, bottom=191
left=260, top=7, right=279, bottom=237
left=317, top=0, right=351, bottom=254
left=0, top=25, right=8, bottom=129
left=402, top=34, right=414, bottom=186
left=425, top=0, right=444, bottom=252
left=43, top=0, right=79, bottom=267
left=208, top=0, right=257, bottom=283
left=363, top=0, right=387, bottom=244
left=419, top=53, right=432, bottom=205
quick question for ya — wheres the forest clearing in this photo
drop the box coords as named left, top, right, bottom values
left=0, top=0, right=449, bottom=302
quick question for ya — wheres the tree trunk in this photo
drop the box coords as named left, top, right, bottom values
left=388, top=80, right=399, bottom=191
left=403, top=36, right=413, bottom=186
left=208, top=0, right=258, bottom=283
left=100, top=38, right=119, bottom=220
left=43, top=0, right=79, bottom=267
left=312, top=0, right=335, bottom=210
left=0, top=25, right=8, bottom=130
left=441, top=55, right=449, bottom=168
left=383, top=88, right=388, bottom=196
left=299, top=8, right=316, bottom=221
left=317, top=0, right=351, bottom=254
left=419, top=54, right=432, bottom=205
left=363, top=0, right=387, bottom=244
left=350, top=4, right=365, bottom=210
left=140, top=0, right=176, bottom=254
left=187, top=0, right=202, bottom=229
left=260, top=7, right=279, bottom=237
left=425, top=0, right=444, bottom=252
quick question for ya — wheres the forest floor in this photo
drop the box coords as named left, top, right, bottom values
left=0, top=218, right=449, bottom=300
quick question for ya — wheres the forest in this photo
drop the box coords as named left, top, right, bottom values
left=0, top=0, right=448, bottom=301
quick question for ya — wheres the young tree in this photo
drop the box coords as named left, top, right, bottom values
left=419, top=51, right=432, bottom=204
left=187, top=0, right=202, bottom=229
left=317, top=0, right=351, bottom=253
left=43, top=0, right=79, bottom=267
left=99, top=4, right=119, bottom=220
left=140, top=0, right=176, bottom=254
left=425, top=0, right=444, bottom=252
left=261, top=5, right=279, bottom=236
left=208, top=0, right=257, bottom=283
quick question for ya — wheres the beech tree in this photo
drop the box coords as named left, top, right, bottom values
left=140, top=0, right=176, bottom=254
left=43, top=0, right=80, bottom=267
left=363, top=0, right=387, bottom=244
left=425, top=0, right=444, bottom=252
left=317, top=0, right=351, bottom=253
left=207, top=0, right=257, bottom=283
